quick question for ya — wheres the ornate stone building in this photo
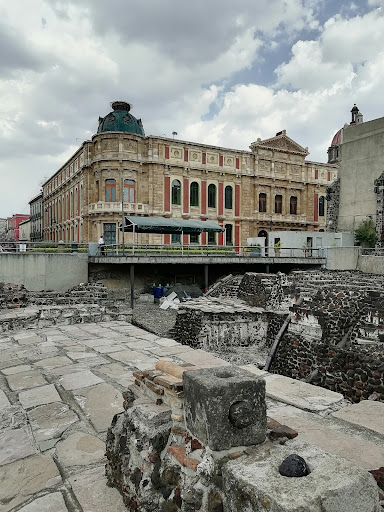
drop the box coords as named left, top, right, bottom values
left=41, top=101, right=336, bottom=246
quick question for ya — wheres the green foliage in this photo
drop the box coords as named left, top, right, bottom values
left=355, top=218, right=377, bottom=248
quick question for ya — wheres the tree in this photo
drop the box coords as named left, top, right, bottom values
left=355, top=218, right=376, bottom=248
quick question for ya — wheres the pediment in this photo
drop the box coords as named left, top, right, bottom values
left=250, top=132, right=309, bottom=156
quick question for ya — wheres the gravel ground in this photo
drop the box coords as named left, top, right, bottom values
left=132, top=303, right=178, bottom=336
left=132, top=302, right=267, bottom=367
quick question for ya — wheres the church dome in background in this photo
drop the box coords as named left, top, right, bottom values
left=97, top=101, right=145, bottom=136
left=330, top=128, right=342, bottom=146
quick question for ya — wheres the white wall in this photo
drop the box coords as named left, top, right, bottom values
left=0, top=254, right=88, bottom=291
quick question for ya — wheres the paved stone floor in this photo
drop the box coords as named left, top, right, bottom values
left=1, top=321, right=383, bottom=511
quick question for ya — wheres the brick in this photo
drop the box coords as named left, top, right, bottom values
left=168, top=445, right=200, bottom=471
left=154, top=374, right=183, bottom=390
left=145, top=380, right=164, bottom=396
left=132, top=371, right=144, bottom=381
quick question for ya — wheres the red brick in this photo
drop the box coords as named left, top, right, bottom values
left=145, top=380, right=164, bottom=395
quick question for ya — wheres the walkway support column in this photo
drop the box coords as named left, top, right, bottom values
left=204, top=264, right=209, bottom=293
left=130, top=264, right=134, bottom=309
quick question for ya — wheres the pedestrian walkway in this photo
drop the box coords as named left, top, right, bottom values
left=0, top=321, right=383, bottom=511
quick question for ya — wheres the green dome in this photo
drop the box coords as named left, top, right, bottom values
left=97, top=101, right=145, bottom=136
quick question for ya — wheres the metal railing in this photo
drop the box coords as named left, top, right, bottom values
left=0, top=242, right=88, bottom=253
left=359, top=247, right=384, bottom=256
left=97, top=244, right=325, bottom=258
left=0, top=241, right=327, bottom=258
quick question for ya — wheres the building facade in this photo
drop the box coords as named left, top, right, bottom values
left=41, top=101, right=336, bottom=246
left=6, top=214, right=30, bottom=242
left=327, top=105, right=384, bottom=247
left=29, top=193, right=43, bottom=242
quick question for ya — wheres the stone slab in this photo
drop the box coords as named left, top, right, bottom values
left=19, top=384, right=62, bottom=409
left=240, top=364, right=268, bottom=377
left=109, top=350, right=153, bottom=363
left=69, top=466, right=127, bottom=512
left=34, top=356, right=73, bottom=369
left=59, top=370, right=103, bottom=391
left=7, top=370, right=47, bottom=391
left=268, top=402, right=384, bottom=470
left=0, top=389, right=10, bottom=408
left=332, top=400, right=384, bottom=437
left=0, top=428, right=36, bottom=466
left=2, top=364, right=32, bottom=375
left=16, top=335, right=43, bottom=345
left=223, top=439, right=381, bottom=512
left=17, top=492, right=68, bottom=512
left=0, top=454, right=61, bottom=512
left=264, top=373, right=344, bottom=412
left=28, top=402, right=79, bottom=442
left=176, top=349, right=230, bottom=368
left=56, top=431, right=105, bottom=467
left=74, top=383, right=123, bottom=432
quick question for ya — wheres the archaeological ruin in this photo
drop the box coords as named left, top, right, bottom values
left=0, top=269, right=383, bottom=510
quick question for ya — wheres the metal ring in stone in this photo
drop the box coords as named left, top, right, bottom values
left=228, top=401, right=253, bottom=429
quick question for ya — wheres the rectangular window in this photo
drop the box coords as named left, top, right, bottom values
left=275, top=195, right=282, bottom=214
left=171, top=234, right=181, bottom=244
left=290, top=196, right=297, bottom=215
left=259, top=193, right=266, bottom=213
left=190, top=182, right=199, bottom=207
left=190, top=233, right=199, bottom=244
left=225, top=224, right=233, bottom=245
left=208, top=232, right=216, bottom=245
left=124, top=180, right=135, bottom=202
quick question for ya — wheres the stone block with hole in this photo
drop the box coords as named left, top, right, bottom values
left=183, top=366, right=266, bottom=450
left=223, top=439, right=381, bottom=512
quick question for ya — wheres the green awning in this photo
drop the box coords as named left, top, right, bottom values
left=121, top=216, right=225, bottom=234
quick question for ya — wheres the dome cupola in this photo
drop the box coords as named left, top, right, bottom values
left=97, top=101, right=145, bottom=135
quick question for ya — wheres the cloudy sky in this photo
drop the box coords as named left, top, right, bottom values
left=0, top=0, right=383, bottom=217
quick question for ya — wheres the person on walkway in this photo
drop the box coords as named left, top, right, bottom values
left=98, top=234, right=105, bottom=255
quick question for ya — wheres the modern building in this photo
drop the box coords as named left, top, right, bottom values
left=29, top=193, right=43, bottom=242
left=6, top=214, right=30, bottom=242
left=41, top=101, right=336, bottom=246
left=327, top=105, right=384, bottom=247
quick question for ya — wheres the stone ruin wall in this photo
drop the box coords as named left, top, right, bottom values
left=175, top=270, right=384, bottom=404
left=0, top=282, right=132, bottom=331
left=105, top=360, right=382, bottom=511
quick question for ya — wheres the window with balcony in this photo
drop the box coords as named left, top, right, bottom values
left=96, top=181, right=99, bottom=202
left=259, top=193, right=267, bottom=213
left=319, top=196, right=325, bottom=216
left=171, top=179, right=181, bottom=205
left=225, top=186, right=233, bottom=209
left=208, top=184, right=216, bottom=208
left=106, top=179, right=116, bottom=202
left=190, top=182, right=199, bottom=207
left=124, top=179, right=135, bottom=202
left=275, top=194, right=282, bottom=214
left=290, top=196, right=297, bottom=215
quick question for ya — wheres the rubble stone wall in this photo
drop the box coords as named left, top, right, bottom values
left=0, top=282, right=132, bottom=331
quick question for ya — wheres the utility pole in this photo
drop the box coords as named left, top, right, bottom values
left=121, top=177, right=125, bottom=255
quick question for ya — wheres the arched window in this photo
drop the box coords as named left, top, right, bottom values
left=290, top=196, right=297, bottom=215
left=319, top=196, right=325, bottom=216
left=124, top=179, right=135, bottom=202
left=225, top=186, right=233, bottom=209
left=275, top=195, right=282, bottom=214
left=208, top=184, right=216, bottom=208
left=106, top=179, right=116, bottom=202
left=190, top=182, right=199, bottom=207
left=171, top=179, right=181, bottom=205
left=259, top=193, right=267, bottom=213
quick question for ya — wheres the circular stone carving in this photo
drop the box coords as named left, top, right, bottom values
left=228, top=401, right=253, bottom=429
left=278, top=454, right=309, bottom=477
